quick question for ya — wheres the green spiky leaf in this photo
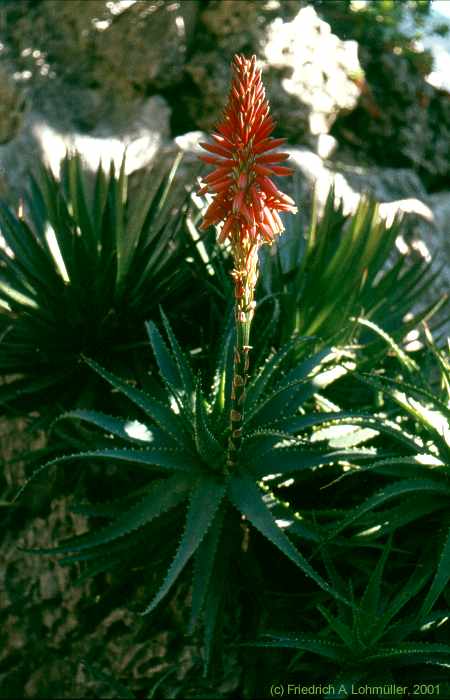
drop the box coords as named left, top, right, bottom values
left=142, top=477, right=226, bottom=614
left=228, top=473, right=345, bottom=603
left=26, top=474, right=190, bottom=555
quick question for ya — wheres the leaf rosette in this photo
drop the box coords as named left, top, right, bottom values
left=18, top=311, right=377, bottom=666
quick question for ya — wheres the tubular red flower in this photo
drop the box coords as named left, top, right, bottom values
left=198, top=54, right=297, bottom=246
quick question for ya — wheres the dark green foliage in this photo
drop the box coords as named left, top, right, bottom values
left=258, top=186, right=442, bottom=349
left=254, top=542, right=450, bottom=690
left=19, top=310, right=385, bottom=671
left=6, top=162, right=449, bottom=696
left=335, top=340, right=450, bottom=618
left=0, top=153, right=210, bottom=417
left=234, top=333, right=450, bottom=694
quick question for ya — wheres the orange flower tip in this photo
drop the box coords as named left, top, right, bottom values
left=218, top=228, right=228, bottom=244
left=254, top=163, right=275, bottom=177
left=217, top=123, right=233, bottom=139
left=272, top=209, right=285, bottom=231
left=256, top=153, right=290, bottom=165
left=199, top=155, right=235, bottom=166
left=198, top=53, right=296, bottom=238
left=280, top=193, right=296, bottom=206
left=199, top=155, right=219, bottom=165
left=270, top=165, right=294, bottom=176
left=253, top=137, right=287, bottom=154
left=263, top=206, right=278, bottom=232
left=200, top=141, right=230, bottom=157
left=259, top=221, right=275, bottom=242
left=212, top=179, right=231, bottom=192
left=257, top=120, right=276, bottom=139
left=275, top=203, right=298, bottom=213
left=249, top=185, right=260, bottom=203
left=204, top=169, right=231, bottom=184
left=260, top=176, right=280, bottom=198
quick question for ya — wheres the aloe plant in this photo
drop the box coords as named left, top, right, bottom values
left=17, top=308, right=382, bottom=670
left=0, top=152, right=209, bottom=418
left=254, top=541, right=450, bottom=692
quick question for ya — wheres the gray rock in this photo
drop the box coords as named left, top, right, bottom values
left=0, top=1, right=185, bottom=200
left=262, top=6, right=363, bottom=137
left=333, top=48, right=450, bottom=188
left=93, top=1, right=197, bottom=92
left=316, top=134, right=339, bottom=160
left=184, top=51, right=235, bottom=132
left=200, top=0, right=263, bottom=51
left=0, top=95, right=171, bottom=201
left=283, top=146, right=433, bottom=215
left=199, top=0, right=302, bottom=51
left=0, top=0, right=199, bottom=118
left=173, top=130, right=207, bottom=155
left=427, top=190, right=450, bottom=291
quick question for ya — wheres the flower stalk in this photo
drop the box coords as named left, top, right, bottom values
left=227, top=240, right=258, bottom=467
left=198, top=54, right=297, bottom=467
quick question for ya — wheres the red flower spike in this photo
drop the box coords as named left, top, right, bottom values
left=198, top=53, right=297, bottom=248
